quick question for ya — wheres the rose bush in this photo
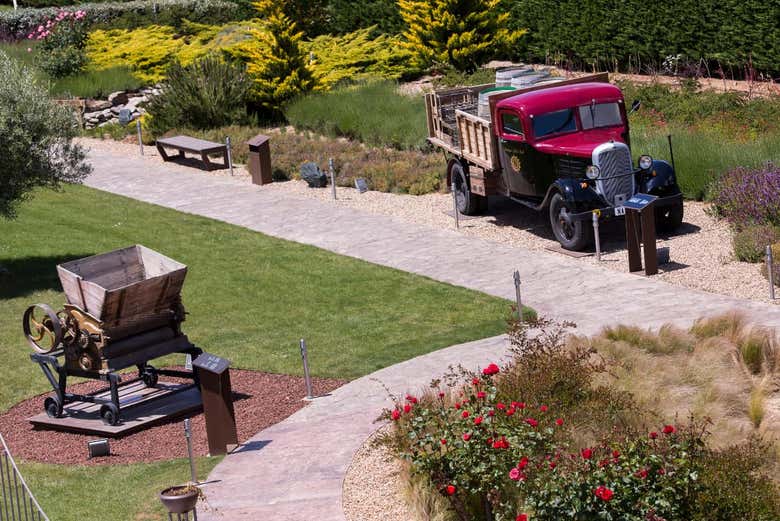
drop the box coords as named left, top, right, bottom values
left=28, top=9, right=88, bottom=77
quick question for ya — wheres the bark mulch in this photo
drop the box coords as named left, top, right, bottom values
left=0, top=369, right=345, bottom=465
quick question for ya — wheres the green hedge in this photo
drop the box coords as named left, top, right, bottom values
left=509, top=0, right=780, bottom=75
left=0, top=0, right=244, bottom=39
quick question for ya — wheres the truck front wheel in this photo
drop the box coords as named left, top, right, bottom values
left=655, top=201, right=684, bottom=232
left=549, top=193, right=592, bottom=251
left=451, top=162, right=483, bottom=216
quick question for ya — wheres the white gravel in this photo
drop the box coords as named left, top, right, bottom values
left=80, top=137, right=778, bottom=305
left=342, top=427, right=415, bottom=521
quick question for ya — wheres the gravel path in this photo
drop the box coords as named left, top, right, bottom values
left=79, top=139, right=772, bottom=305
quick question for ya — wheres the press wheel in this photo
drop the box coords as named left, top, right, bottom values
left=44, top=396, right=63, bottom=418
left=23, top=304, right=63, bottom=353
left=100, top=404, right=120, bottom=426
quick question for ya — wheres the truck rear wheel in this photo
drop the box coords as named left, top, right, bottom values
left=549, top=193, right=592, bottom=251
left=451, top=162, right=483, bottom=216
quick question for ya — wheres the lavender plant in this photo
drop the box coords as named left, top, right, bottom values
left=712, top=164, right=780, bottom=227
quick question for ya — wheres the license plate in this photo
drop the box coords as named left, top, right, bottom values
left=614, top=206, right=626, bottom=216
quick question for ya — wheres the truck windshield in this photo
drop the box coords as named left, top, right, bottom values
left=532, top=109, right=576, bottom=139
left=579, top=102, right=623, bottom=129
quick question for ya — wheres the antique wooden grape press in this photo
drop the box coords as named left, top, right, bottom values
left=22, top=245, right=202, bottom=426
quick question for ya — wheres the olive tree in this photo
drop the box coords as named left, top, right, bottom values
left=0, top=51, right=90, bottom=219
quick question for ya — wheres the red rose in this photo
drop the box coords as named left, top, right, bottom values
left=596, top=487, right=613, bottom=501
left=477, top=391, right=486, bottom=399
left=440, top=439, right=447, bottom=445
left=462, top=410, right=470, bottom=419
left=658, top=468, right=666, bottom=475
left=518, top=456, right=529, bottom=469
left=518, top=402, right=526, bottom=409
left=391, top=409, right=401, bottom=421
left=506, top=407, right=516, bottom=417
left=497, top=402, right=506, bottom=410
left=612, top=450, right=620, bottom=458
left=549, top=462, right=556, bottom=469
left=472, top=377, right=480, bottom=386
left=581, top=448, right=593, bottom=460
left=405, top=395, right=418, bottom=404
left=488, top=410, right=495, bottom=417
left=649, top=431, right=658, bottom=439
left=445, top=485, right=456, bottom=496
left=555, top=418, right=564, bottom=426
left=539, top=405, right=548, bottom=412
left=516, top=515, right=528, bottom=521
left=454, top=402, right=461, bottom=410
left=525, top=418, right=538, bottom=428
left=403, top=404, right=411, bottom=413
left=482, top=363, right=500, bottom=376
left=474, top=416, right=483, bottom=425
left=492, top=436, right=509, bottom=449
left=663, top=425, right=676, bottom=435
left=462, top=433, right=471, bottom=441
left=636, top=468, right=648, bottom=479
left=598, top=459, right=609, bottom=468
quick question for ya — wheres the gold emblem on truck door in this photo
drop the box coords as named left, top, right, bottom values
left=510, top=155, right=522, bottom=172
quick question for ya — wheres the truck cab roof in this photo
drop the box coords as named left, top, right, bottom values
left=495, top=82, right=624, bottom=117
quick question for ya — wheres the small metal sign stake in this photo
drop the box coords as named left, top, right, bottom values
left=136, top=120, right=144, bottom=155
left=226, top=137, right=234, bottom=176
left=767, top=245, right=776, bottom=300
left=183, top=418, right=197, bottom=484
left=451, top=182, right=460, bottom=229
left=329, top=158, right=337, bottom=200
left=300, top=339, right=314, bottom=399
left=592, top=211, right=601, bottom=261
left=513, top=270, right=523, bottom=323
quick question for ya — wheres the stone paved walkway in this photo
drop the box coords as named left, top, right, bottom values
left=82, top=145, right=780, bottom=520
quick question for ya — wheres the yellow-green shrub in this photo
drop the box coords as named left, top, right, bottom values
left=85, top=21, right=251, bottom=83
left=302, top=28, right=418, bottom=90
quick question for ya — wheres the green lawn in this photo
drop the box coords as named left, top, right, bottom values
left=0, top=184, right=518, bottom=520
left=18, top=457, right=221, bottom=521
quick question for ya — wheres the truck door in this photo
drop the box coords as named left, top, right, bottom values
left=497, top=110, right=535, bottom=196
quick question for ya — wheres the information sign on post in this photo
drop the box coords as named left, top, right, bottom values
left=192, top=352, right=237, bottom=456
left=623, top=193, right=658, bottom=276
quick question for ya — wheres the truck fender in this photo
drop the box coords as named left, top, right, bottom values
left=544, top=178, right=602, bottom=208
left=642, top=160, right=677, bottom=194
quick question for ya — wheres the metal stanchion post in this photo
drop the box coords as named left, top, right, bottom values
left=329, top=158, right=337, bottom=200
left=183, top=418, right=197, bottom=483
left=592, top=211, right=601, bottom=261
left=513, top=270, right=523, bottom=322
left=300, top=339, right=314, bottom=399
left=451, top=182, right=460, bottom=229
left=136, top=120, right=144, bottom=155
left=226, top=137, right=233, bottom=176
left=768, top=245, right=776, bottom=300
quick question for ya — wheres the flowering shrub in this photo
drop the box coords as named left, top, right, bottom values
left=712, top=164, right=780, bottom=227
left=732, top=224, right=780, bottom=263
left=28, top=9, right=88, bottom=77
left=384, top=360, right=706, bottom=520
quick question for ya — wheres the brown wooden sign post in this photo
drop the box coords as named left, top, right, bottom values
left=193, top=353, right=237, bottom=456
left=624, top=194, right=659, bottom=276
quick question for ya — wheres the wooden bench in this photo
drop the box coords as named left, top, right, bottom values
left=156, top=135, right=229, bottom=171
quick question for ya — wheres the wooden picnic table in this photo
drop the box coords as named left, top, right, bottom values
left=156, top=135, right=228, bottom=171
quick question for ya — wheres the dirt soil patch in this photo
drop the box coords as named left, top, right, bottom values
left=0, top=369, right=345, bottom=465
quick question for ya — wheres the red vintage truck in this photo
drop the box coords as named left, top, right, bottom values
left=425, top=73, right=684, bottom=250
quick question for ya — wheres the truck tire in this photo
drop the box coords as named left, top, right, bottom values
left=655, top=201, right=684, bottom=232
left=451, top=162, right=483, bottom=216
left=549, top=193, right=592, bottom=251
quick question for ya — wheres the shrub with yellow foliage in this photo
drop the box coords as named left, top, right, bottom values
left=398, top=0, right=525, bottom=72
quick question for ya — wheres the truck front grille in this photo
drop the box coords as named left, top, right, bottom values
left=593, top=143, right=635, bottom=206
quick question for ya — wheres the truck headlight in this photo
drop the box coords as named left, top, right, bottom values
left=638, top=155, right=653, bottom=170
left=586, top=165, right=600, bottom=180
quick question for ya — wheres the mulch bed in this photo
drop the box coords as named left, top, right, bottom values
left=0, top=369, right=345, bottom=466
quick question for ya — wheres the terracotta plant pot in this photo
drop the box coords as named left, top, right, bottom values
left=159, top=485, right=199, bottom=514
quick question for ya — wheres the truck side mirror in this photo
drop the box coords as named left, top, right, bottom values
left=629, top=100, right=641, bottom=114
